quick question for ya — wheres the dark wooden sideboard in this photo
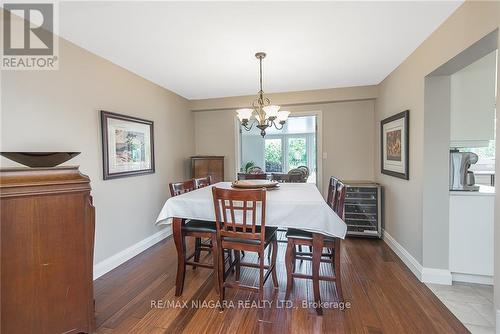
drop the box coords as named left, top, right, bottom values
left=191, top=156, right=224, bottom=183
left=0, top=166, right=95, bottom=334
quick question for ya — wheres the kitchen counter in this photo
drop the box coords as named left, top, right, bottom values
left=449, top=185, right=495, bottom=196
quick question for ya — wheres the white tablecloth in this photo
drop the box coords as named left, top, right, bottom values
left=155, top=182, right=347, bottom=239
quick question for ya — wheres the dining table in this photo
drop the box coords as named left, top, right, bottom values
left=155, top=181, right=347, bottom=295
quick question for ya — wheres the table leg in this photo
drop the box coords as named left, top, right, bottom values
left=312, top=233, right=324, bottom=315
left=173, top=217, right=186, bottom=296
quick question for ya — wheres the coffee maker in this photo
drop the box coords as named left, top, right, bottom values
left=449, top=150, right=480, bottom=191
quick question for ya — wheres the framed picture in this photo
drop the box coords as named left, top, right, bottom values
left=101, top=110, right=155, bottom=180
left=380, top=110, right=409, bottom=180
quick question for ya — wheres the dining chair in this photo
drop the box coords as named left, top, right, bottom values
left=211, top=187, right=279, bottom=310
left=270, top=172, right=304, bottom=254
left=193, top=175, right=215, bottom=258
left=169, top=179, right=221, bottom=294
left=194, top=175, right=212, bottom=189
left=297, top=165, right=310, bottom=180
left=326, top=177, right=339, bottom=210
left=237, top=173, right=268, bottom=180
left=271, top=172, right=303, bottom=183
left=289, top=169, right=308, bottom=182
left=294, top=175, right=337, bottom=256
left=284, top=180, right=347, bottom=315
left=169, top=179, right=197, bottom=196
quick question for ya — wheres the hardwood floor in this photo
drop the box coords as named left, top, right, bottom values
left=94, top=234, right=469, bottom=333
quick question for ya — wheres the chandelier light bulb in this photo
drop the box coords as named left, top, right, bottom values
left=263, top=105, right=280, bottom=119
left=277, top=110, right=290, bottom=122
left=236, top=108, right=253, bottom=122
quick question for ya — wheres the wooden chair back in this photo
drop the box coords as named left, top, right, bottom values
left=335, top=181, right=347, bottom=219
left=271, top=173, right=303, bottom=183
left=326, top=177, right=339, bottom=209
left=297, top=165, right=310, bottom=179
left=237, top=173, right=267, bottom=180
left=247, top=166, right=264, bottom=174
left=194, top=175, right=212, bottom=189
left=169, top=179, right=196, bottom=197
left=211, top=187, right=267, bottom=245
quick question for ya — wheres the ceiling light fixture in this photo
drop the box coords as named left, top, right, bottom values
left=236, top=52, right=290, bottom=137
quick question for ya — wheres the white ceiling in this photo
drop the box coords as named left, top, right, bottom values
left=59, top=1, right=463, bottom=100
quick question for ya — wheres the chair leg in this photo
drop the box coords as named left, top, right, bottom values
left=312, top=234, right=323, bottom=315
left=193, top=237, right=201, bottom=269
left=334, top=238, right=343, bottom=301
left=241, top=250, right=245, bottom=258
left=285, top=240, right=295, bottom=299
left=218, top=244, right=225, bottom=311
left=235, top=250, right=241, bottom=281
left=271, top=239, right=279, bottom=288
left=259, top=249, right=265, bottom=303
left=267, top=243, right=272, bottom=260
left=211, top=234, right=220, bottom=294
left=258, top=250, right=266, bottom=321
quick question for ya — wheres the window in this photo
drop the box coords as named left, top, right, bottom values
left=265, top=138, right=282, bottom=172
left=240, top=115, right=317, bottom=183
left=288, top=137, right=307, bottom=170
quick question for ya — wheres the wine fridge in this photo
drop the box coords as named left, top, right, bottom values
left=343, top=181, right=383, bottom=238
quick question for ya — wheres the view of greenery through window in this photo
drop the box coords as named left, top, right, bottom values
left=264, top=137, right=308, bottom=172
left=265, top=139, right=282, bottom=172
left=288, top=138, right=307, bottom=170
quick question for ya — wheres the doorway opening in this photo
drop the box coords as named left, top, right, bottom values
left=239, top=114, right=318, bottom=184
left=423, top=29, right=497, bottom=332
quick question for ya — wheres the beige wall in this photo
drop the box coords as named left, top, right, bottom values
left=194, top=99, right=375, bottom=194
left=0, top=37, right=195, bottom=263
left=194, top=109, right=238, bottom=181
left=190, top=85, right=378, bottom=111
left=375, top=1, right=499, bottom=267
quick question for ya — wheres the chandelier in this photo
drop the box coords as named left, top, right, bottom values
left=236, top=52, right=290, bottom=137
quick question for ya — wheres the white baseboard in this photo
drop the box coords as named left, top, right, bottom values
left=451, top=272, right=494, bottom=285
left=93, top=226, right=172, bottom=280
left=382, top=229, right=452, bottom=285
left=382, top=230, right=423, bottom=280
left=421, top=268, right=452, bottom=285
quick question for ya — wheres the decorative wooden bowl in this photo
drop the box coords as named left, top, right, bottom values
left=0, top=152, right=81, bottom=167
left=231, top=180, right=279, bottom=189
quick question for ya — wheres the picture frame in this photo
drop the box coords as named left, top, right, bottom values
left=101, top=110, right=155, bottom=180
left=380, top=110, right=409, bottom=180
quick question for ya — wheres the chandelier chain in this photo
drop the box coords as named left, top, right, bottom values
left=236, top=52, right=289, bottom=137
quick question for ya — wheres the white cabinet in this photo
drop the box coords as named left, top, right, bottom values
left=450, top=51, right=497, bottom=148
left=449, top=187, right=494, bottom=282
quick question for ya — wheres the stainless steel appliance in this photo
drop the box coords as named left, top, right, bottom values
left=449, top=150, right=480, bottom=191
left=343, top=181, right=383, bottom=238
